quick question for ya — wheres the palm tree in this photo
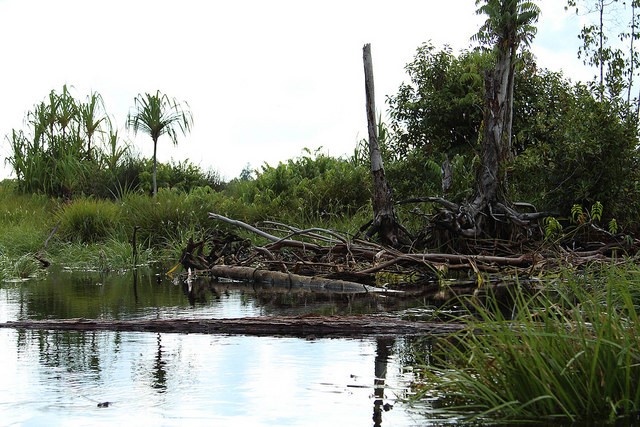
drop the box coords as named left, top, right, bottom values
left=126, top=90, right=193, bottom=196
left=79, top=91, right=106, bottom=161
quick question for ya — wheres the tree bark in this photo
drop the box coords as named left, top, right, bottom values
left=363, top=43, right=399, bottom=247
left=205, top=265, right=389, bottom=293
left=0, top=316, right=466, bottom=338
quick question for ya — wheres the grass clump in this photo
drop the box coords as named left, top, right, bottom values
left=52, top=238, right=155, bottom=272
left=415, top=265, right=640, bottom=425
left=57, top=198, right=122, bottom=243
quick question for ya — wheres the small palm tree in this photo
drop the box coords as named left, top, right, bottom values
left=79, top=91, right=106, bottom=161
left=126, top=90, right=193, bottom=196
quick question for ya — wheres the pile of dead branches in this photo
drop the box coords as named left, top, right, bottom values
left=173, top=212, right=636, bottom=293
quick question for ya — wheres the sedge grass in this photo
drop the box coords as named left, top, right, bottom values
left=415, top=266, right=640, bottom=424
left=51, top=238, right=155, bottom=272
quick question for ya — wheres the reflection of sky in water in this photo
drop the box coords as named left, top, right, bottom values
left=0, top=329, right=426, bottom=426
left=0, top=269, right=400, bottom=322
left=136, top=291, right=264, bottom=320
left=0, top=271, right=436, bottom=425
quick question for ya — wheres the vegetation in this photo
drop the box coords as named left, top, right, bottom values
left=2, top=1, right=640, bottom=424
left=414, top=264, right=640, bottom=424
left=0, top=147, right=371, bottom=279
left=126, top=90, right=194, bottom=197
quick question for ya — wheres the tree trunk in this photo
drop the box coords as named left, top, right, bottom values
left=152, top=137, right=158, bottom=196
left=0, top=316, right=466, bottom=338
left=460, top=49, right=515, bottom=238
left=204, top=265, right=387, bottom=293
left=362, top=43, right=399, bottom=247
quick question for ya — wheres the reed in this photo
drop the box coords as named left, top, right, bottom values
left=415, top=265, right=640, bottom=424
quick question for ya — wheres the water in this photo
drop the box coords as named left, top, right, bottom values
left=0, top=269, right=437, bottom=426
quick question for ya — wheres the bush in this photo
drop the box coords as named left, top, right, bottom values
left=57, top=198, right=122, bottom=243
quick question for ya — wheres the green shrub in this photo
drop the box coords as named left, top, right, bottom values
left=57, top=198, right=122, bottom=243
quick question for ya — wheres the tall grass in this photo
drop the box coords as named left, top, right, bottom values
left=414, top=266, right=640, bottom=424
left=52, top=238, right=155, bottom=272
left=56, top=198, right=123, bottom=243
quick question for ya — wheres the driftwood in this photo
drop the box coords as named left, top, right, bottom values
left=204, top=265, right=395, bottom=293
left=202, top=213, right=538, bottom=277
left=173, top=212, right=639, bottom=311
left=0, top=316, right=466, bottom=338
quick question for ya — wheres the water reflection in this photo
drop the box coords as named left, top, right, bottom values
left=152, top=333, right=167, bottom=393
left=373, top=337, right=395, bottom=426
left=0, top=329, right=428, bottom=426
left=0, top=269, right=453, bottom=425
left=0, top=268, right=432, bottom=322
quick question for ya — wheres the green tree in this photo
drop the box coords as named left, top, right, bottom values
left=473, top=0, right=540, bottom=200
left=453, top=0, right=540, bottom=237
left=566, top=0, right=640, bottom=107
left=388, top=44, right=488, bottom=159
left=126, top=90, right=193, bottom=196
left=78, top=91, right=106, bottom=161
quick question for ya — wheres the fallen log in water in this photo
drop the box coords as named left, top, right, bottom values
left=205, top=265, right=398, bottom=293
left=0, top=316, right=466, bottom=338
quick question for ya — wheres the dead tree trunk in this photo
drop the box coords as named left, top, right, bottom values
left=458, top=45, right=518, bottom=238
left=362, top=43, right=400, bottom=247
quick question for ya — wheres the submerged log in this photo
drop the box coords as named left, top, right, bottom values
left=205, top=265, right=396, bottom=293
left=0, top=316, right=466, bottom=338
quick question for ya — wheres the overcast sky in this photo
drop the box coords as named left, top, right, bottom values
left=0, top=0, right=591, bottom=181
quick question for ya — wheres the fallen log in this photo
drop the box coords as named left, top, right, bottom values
left=204, top=265, right=397, bottom=293
left=0, top=316, right=466, bottom=338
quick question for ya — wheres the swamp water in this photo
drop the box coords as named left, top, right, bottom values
left=0, top=268, right=444, bottom=426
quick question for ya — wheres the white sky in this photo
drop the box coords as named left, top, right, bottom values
left=0, top=0, right=591, bottom=181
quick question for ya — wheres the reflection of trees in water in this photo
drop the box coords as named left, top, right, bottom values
left=19, top=268, right=187, bottom=320
left=151, top=333, right=167, bottom=393
left=16, top=330, right=106, bottom=381
left=181, top=278, right=221, bottom=307
left=14, top=328, right=178, bottom=395
left=181, top=276, right=427, bottom=316
left=371, top=337, right=442, bottom=426
left=373, top=337, right=394, bottom=427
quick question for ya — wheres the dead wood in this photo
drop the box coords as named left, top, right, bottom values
left=204, top=265, right=394, bottom=293
left=0, top=316, right=467, bottom=338
left=196, top=212, right=637, bottom=298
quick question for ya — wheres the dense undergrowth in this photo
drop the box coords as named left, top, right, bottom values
left=414, top=264, right=640, bottom=424
left=0, top=148, right=376, bottom=280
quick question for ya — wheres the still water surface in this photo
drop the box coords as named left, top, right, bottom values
left=0, top=269, right=436, bottom=426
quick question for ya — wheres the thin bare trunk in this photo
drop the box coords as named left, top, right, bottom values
left=152, top=137, right=158, bottom=196
left=362, top=43, right=399, bottom=246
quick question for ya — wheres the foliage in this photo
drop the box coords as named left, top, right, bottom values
left=52, top=239, right=154, bottom=272
left=126, top=90, right=194, bottom=196
left=414, top=265, right=640, bottom=424
left=473, top=0, right=540, bottom=53
left=57, top=198, right=123, bottom=244
left=119, top=187, right=222, bottom=248
left=566, top=0, right=639, bottom=104
left=511, top=80, right=640, bottom=226
left=387, top=43, right=487, bottom=159
left=137, top=158, right=222, bottom=194
left=0, top=185, right=54, bottom=257
left=236, top=148, right=371, bottom=225
left=388, top=41, right=640, bottom=230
